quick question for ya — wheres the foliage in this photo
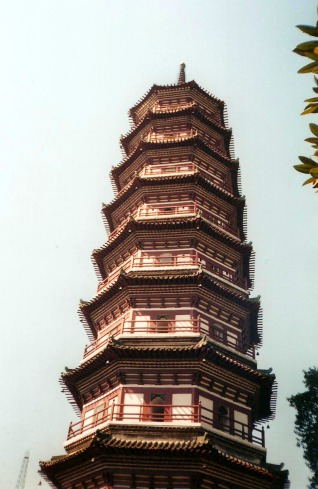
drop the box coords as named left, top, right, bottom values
left=293, top=19, right=318, bottom=190
left=288, top=367, right=318, bottom=489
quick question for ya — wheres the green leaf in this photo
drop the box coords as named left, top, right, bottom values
left=302, top=177, right=316, bottom=186
left=294, top=164, right=312, bottom=174
left=294, top=48, right=311, bottom=57
left=310, top=167, right=318, bottom=177
left=309, top=123, right=318, bottom=137
left=312, top=87, right=318, bottom=94
left=305, top=52, right=318, bottom=62
left=305, top=137, right=318, bottom=144
left=298, top=155, right=318, bottom=166
left=294, top=41, right=318, bottom=51
left=301, top=106, right=318, bottom=115
left=297, top=25, right=318, bottom=37
left=304, top=102, right=318, bottom=108
left=305, top=96, right=318, bottom=102
left=298, top=61, right=318, bottom=74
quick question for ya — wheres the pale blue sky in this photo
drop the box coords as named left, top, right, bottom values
left=0, top=1, right=317, bottom=488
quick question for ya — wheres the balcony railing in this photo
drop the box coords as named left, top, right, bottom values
left=83, top=318, right=125, bottom=358
left=67, top=404, right=199, bottom=440
left=83, top=317, right=255, bottom=361
left=67, top=403, right=265, bottom=447
left=143, top=129, right=197, bottom=143
left=108, top=204, right=239, bottom=241
left=97, top=260, right=131, bottom=291
left=141, top=162, right=196, bottom=177
left=199, top=167, right=231, bottom=191
left=151, top=101, right=195, bottom=114
left=203, top=261, right=247, bottom=289
left=137, top=204, right=196, bottom=219
left=97, top=253, right=198, bottom=292
left=200, top=405, right=264, bottom=446
left=198, top=209, right=239, bottom=237
left=83, top=318, right=199, bottom=360
left=132, top=254, right=198, bottom=269
left=99, top=253, right=246, bottom=292
left=209, top=324, right=255, bottom=359
left=97, top=252, right=246, bottom=295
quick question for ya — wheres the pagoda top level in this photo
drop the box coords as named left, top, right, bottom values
left=129, top=64, right=227, bottom=128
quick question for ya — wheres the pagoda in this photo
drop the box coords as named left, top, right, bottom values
left=40, top=65, right=288, bottom=489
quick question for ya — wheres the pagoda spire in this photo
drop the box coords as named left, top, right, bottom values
left=178, top=63, right=186, bottom=84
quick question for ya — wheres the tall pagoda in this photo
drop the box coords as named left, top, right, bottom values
left=40, top=66, right=288, bottom=489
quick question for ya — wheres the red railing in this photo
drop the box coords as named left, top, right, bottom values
left=143, top=129, right=197, bottom=143
left=83, top=318, right=125, bottom=358
left=137, top=204, right=196, bottom=219
left=67, top=403, right=200, bottom=440
left=108, top=204, right=239, bottom=241
left=198, top=209, right=239, bottom=237
left=97, top=253, right=198, bottom=292
left=83, top=319, right=199, bottom=359
left=132, top=254, right=198, bottom=269
left=200, top=406, right=264, bottom=447
left=203, top=261, right=247, bottom=289
left=97, top=251, right=246, bottom=291
left=108, top=218, right=134, bottom=240
left=67, top=403, right=264, bottom=447
left=123, top=319, right=199, bottom=335
left=141, top=162, right=231, bottom=192
left=107, top=205, right=196, bottom=241
left=141, top=162, right=195, bottom=177
left=97, top=260, right=131, bottom=291
left=209, top=324, right=255, bottom=359
left=199, top=167, right=231, bottom=191
left=151, top=101, right=195, bottom=113
left=97, top=253, right=247, bottom=293
left=83, top=317, right=254, bottom=361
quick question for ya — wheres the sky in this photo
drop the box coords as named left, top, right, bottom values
left=0, top=0, right=317, bottom=488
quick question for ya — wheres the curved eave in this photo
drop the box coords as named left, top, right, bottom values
left=107, top=172, right=243, bottom=212
left=111, top=136, right=237, bottom=191
left=122, top=105, right=231, bottom=154
left=92, top=217, right=252, bottom=281
left=129, top=80, right=225, bottom=124
left=79, top=271, right=260, bottom=339
left=40, top=430, right=288, bottom=484
left=61, top=337, right=273, bottom=394
left=102, top=173, right=245, bottom=233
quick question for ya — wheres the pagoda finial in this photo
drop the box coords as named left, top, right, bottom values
left=178, top=63, right=186, bottom=84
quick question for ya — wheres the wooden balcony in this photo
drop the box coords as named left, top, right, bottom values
left=97, top=253, right=198, bottom=292
left=82, top=318, right=200, bottom=360
left=137, top=204, right=196, bottom=219
left=151, top=100, right=195, bottom=114
left=198, top=209, right=239, bottom=237
left=108, top=203, right=239, bottom=241
left=67, top=403, right=265, bottom=447
left=143, top=129, right=197, bottom=143
left=97, top=260, right=131, bottom=291
left=132, top=253, right=198, bottom=269
left=82, top=314, right=255, bottom=361
left=107, top=205, right=196, bottom=241
left=203, top=260, right=247, bottom=289
left=209, top=324, right=256, bottom=359
left=140, top=161, right=231, bottom=192
left=198, top=166, right=231, bottom=192
left=97, top=250, right=246, bottom=295
left=140, top=162, right=196, bottom=177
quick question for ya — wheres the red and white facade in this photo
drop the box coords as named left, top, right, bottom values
left=40, top=66, right=288, bottom=489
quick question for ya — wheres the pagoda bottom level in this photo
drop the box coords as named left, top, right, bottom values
left=40, top=67, right=288, bottom=489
